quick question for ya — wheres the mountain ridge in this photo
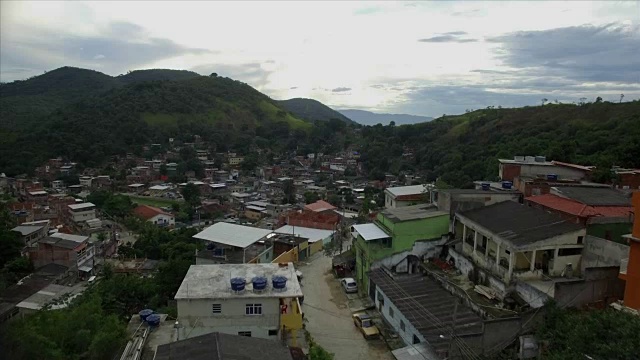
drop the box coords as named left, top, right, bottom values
left=339, top=109, right=433, bottom=126
left=278, top=98, right=355, bottom=124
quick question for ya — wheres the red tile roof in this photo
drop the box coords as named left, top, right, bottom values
left=526, top=194, right=634, bottom=218
left=304, top=200, right=337, bottom=212
left=133, top=205, right=173, bottom=220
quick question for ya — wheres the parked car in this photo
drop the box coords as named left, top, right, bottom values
left=340, top=278, right=357, bottom=293
left=352, top=313, right=380, bottom=339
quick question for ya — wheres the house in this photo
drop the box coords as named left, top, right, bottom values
left=612, top=167, right=640, bottom=190
left=26, top=190, right=48, bottom=204
left=511, top=175, right=607, bottom=197
left=526, top=188, right=633, bottom=243
left=498, top=156, right=589, bottom=182
left=51, top=180, right=64, bottom=190
left=193, top=222, right=273, bottom=264
left=452, top=201, right=586, bottom=306
left=245, top=203, right=268, bottom=221
left=278, top=210, right=340, bottom=231
left=133, top=205, right=175, bottom=228
left=79, top=176, right=93, bottom=188
left=174, top=263, right=303, bottom=345
left=148, top=184, right=171, bottom=197
left=11, top=220, right=50, bottom=247
left=229, top=155, right=245, bottom=166
left=67, top=202, right=96, bottom=223
left=29, top=232, right=95, bottom=277
left=127, top=183, right=145, bottom=193
left=353, top=204, right=450, bottom=291
left=435, top=188, right=521, bottom=225
left=384, top=185, right=427, bottom=209
left=154, top=332, right=298, bottom=360
left=303, top=200, right=336, bottom=214
left=274, top=225, right=334, bottom=258
left=16, top=283, right=86, bottom=317
left=369, top=268, right=484, bottom=359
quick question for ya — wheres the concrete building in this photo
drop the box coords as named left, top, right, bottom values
left=526, top=187, right=633, bottom=243
left=67, top=202, right=97, bottom=223
left=453, top=201, right=587, bottom=306
left=133, top=205, right=175, bottom=228
left=174, top=263, right=303, bottom=345
left=193, top=222, right=273, bottom=264
left=11, top=220, right=50, bottom=247
left=79, top=176, right=93, bottom=188
left=274, top=225, right=334, bottom=258
left=384, top=185, right=427, bottom=209
left=498, top=156, right=589, bottom=182
left=29, top=232, right=95, bottom=277
left=435, top=188, right=521, bottom=223
left=353, top=204, right=450, bottom=292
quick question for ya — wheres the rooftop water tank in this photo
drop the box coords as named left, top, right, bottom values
left=230, top=277, right=246, bottom=292
left=481, top=183, right=490, bottom=191
left=547, top=174, right=558, bottom=181
left=535, top=156, right=546, bottom=163
left=146, top=313, right=161, bottom=327
left=139, top=309, right=154, bottom=322
left=272, top=276, right=287, bottom=291
left=502, top=181, right=513, bottom=189
left=252, top=276, right=268, bottom=292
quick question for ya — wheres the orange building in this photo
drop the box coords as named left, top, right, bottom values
left=619, top=192, right=640, bottom=310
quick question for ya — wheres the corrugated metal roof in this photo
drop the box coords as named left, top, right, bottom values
left=68, top=202, right=95, bottom=210
left=193, top=222, right=272, bottom=248
left=392, top=343, right=440, bottom=360
left=385, top=185, right=426, bottom=197
left=275, top=225, right=334, bottom=243
left=552, top=186, right=631, bottom=206
left=352, top=223, right=390, bottom=241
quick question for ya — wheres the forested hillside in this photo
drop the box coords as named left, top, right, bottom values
left=359, top=101, right=640, bottom=187
left=1, top=68, right=353, bottom=175
left=278, top=98, right=354, bottom=124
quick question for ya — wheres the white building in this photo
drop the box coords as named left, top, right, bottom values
left=79, top=176, right=93, bottom=188
left=68, top=203, right=97, bottom=223
left=133, top=205, right=175, bottom=228
left=384, top=185, right=427, bottom=208
left=174, top=263, right=304, bottom=344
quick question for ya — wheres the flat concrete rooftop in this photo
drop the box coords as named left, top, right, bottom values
left=175, top=263, right=303, bottom=300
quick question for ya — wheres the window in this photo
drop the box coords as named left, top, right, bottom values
left=577, top=236, right=584, bottom=244
left=212, top=304, right=221, bottom=314
left=389, top=307, right=394, bottom=318
left=413, top=334, right=421, bottom=344
left=268, top=329, right=278, bottom=336
left=505, top=249, right=510, bottom=255
left=400, top=320, right=405, bottom=332
left=245, top=303, right=262, bottom=315
left=238, top=331, right=251, bottom=337
left=558, top=248, right=582, bottom=256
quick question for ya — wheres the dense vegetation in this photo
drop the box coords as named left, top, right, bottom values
left=359, top=101, right=640, bottom=187
left=0, top=67, right=325, bottom=175
left=278, top=98, right=355, bottom=124
left=535, top=303, right=640, bottom=359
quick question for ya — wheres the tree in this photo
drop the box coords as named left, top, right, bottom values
left=181, top=183, right=200, bottom=207
left=595, top=96, right=603, bottom=103
left=327, top=194, right=342, bottom=208
left=304, top=191, right=320, bottom=204
left=282, top=180, right=296, bottom=204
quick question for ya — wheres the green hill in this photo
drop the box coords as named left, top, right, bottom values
left=360, top=101, right=640, bottom=187
left=278, top=98, right=355, bottom=124
left=0, top=68, right=317, bottom=175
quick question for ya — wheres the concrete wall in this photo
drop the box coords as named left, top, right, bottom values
left=581, top=235, right=629, bottom=271
left=372, top=238, right=447, bottom=272
left=553, top=267, right=625, bottom=308
left=375, top=286, right=427, bottom=347
left=272, top=247, right=298, bottom=263
left=515, top=281, right=549, bottom=308
left=177, top=297, right=280, bottom=339
left=71, top=209, right=96, bottom=223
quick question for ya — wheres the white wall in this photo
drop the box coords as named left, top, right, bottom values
left=150, top=213, right=175, bottom=226
left=177, top=297, right=281, bottom=340
left=375, top=287, right=426, bottom=347
left=372, top=238, right=447, bottom=272
left=71, top=209, right=96, bottom=223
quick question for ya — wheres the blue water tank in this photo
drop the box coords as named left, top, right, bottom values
left=230, top=277, right=246, bottom=292
left=252, top=276, right=267, bottom=291
left=501, top=181, right=513, bottom=189
left=272, top=276, right=287, bottom=290
left=481, top=183, right=490, bottom=191
left=139, top=309, right=154, bottom=322
left=547, top=174, right=558, bottom=181
left=146, top=314, right=161, bottom=327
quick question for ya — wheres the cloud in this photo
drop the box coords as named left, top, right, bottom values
left=332, top=87, right=351, bottom=93
left=191, top=62, right=273, bottom=88
left=418, top=32, right=478, bottom=43
left=289, top=86, right=298, bottom=90
left=487, top=23, right=640, bottom=83
left=0, top=21, right=210, bottom=81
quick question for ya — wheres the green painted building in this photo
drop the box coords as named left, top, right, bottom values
left=353, top=204, right=450, bottom=293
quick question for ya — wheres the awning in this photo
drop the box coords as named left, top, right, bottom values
left=78, top=265, right=93, bottom=272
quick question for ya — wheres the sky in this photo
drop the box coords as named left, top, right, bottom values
left=1, top=1, right=639, bottom=117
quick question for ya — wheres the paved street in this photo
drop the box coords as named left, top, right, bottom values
left=299, top=253, right=393, bottom=360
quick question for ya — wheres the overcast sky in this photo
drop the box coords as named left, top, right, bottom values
left=1, top=1, right=639, bottom=116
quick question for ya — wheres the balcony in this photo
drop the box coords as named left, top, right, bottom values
left=280, top=297, right=303, bottom=330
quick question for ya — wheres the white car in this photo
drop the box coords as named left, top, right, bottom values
left=341, top=278, right=358, bottom=293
